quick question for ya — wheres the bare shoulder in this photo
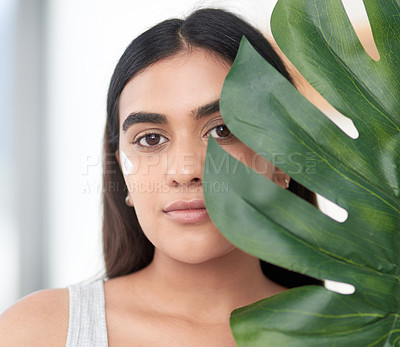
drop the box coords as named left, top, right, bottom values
left=0, top=288, right=69, bottom=347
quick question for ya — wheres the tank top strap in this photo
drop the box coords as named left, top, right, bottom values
left=65, top=279, right=108, bottom=346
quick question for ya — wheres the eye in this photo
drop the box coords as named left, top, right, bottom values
left=135, top=133, right=168, bottom=147
left=209, top=124, right=232, bottom=139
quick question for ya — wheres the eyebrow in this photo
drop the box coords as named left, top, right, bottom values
left=192, top=99, right=220, bottom=119
left=122, top=99, right=220, bottom=132
left=122, top=113, right=166, bottom=132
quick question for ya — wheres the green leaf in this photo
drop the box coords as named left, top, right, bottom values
left=203, top=0, right=400, bottom=345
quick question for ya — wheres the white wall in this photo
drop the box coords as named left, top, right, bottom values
left=0, top=0, right=18, bottom=313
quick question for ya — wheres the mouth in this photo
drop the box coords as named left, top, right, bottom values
left=163, top=199, right=209, bottom=223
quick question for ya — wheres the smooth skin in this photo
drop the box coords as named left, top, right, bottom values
left=0, top=49, right=288, bottom=346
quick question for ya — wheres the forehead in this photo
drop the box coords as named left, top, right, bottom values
left=118, top=49, right=231, bottom=122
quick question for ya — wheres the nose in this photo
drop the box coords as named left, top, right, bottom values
left=166, top=141, right=205, bottom=188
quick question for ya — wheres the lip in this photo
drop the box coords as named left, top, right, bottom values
left=163, top=199, right=209, bottom=223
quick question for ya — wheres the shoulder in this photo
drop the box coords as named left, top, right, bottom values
left=0, top=287, right=69, bottom=346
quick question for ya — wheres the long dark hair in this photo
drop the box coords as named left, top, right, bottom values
left=103, top=8, right=320, bottom=287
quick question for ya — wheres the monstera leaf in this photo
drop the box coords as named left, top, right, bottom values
left=203, top=0, right=400, bottom=345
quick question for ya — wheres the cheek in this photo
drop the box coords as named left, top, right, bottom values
left=251, top=154, right=276, bottom=179
left=120, top=150, right=134, bottom=174
left=123, top=152, right=170, bottom=227
left=224, top=142, right=275, bottom=179
left=123, top=152, right=165, bottom=188
left=125, top=155, right=165, bottom=233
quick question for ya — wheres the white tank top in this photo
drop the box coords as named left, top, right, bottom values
left=66, top=280, right=108, bottom=346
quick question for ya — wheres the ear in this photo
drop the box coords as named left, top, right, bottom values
left=115, top=149, right=120, bottom=167
left=272, top=167, right=290, bottom=189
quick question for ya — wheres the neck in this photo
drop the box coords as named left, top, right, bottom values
left=133, top=248, right=285, bottom=323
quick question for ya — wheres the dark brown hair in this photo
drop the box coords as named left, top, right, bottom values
left=103, top=8, right=319, bottom=287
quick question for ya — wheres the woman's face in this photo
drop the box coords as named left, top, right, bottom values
left=118, top=49, right=287, bottom=264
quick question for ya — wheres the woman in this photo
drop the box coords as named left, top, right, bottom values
left=0, top=8, right=319, bottom=346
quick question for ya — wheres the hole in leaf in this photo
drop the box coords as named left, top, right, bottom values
left=274, top=34, right=360, bottom=139
left=317, top=194, right=348, bottom=223
left=324, top=279, right=356, bottom=295
left=341, top=0, right=380, bottom=61
left=323, top=108, right=359, bottom=139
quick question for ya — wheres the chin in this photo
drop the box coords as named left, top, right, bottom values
left=164, top=242, right=237, bottom=265
left=144, top=222, right=237, bottom=265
